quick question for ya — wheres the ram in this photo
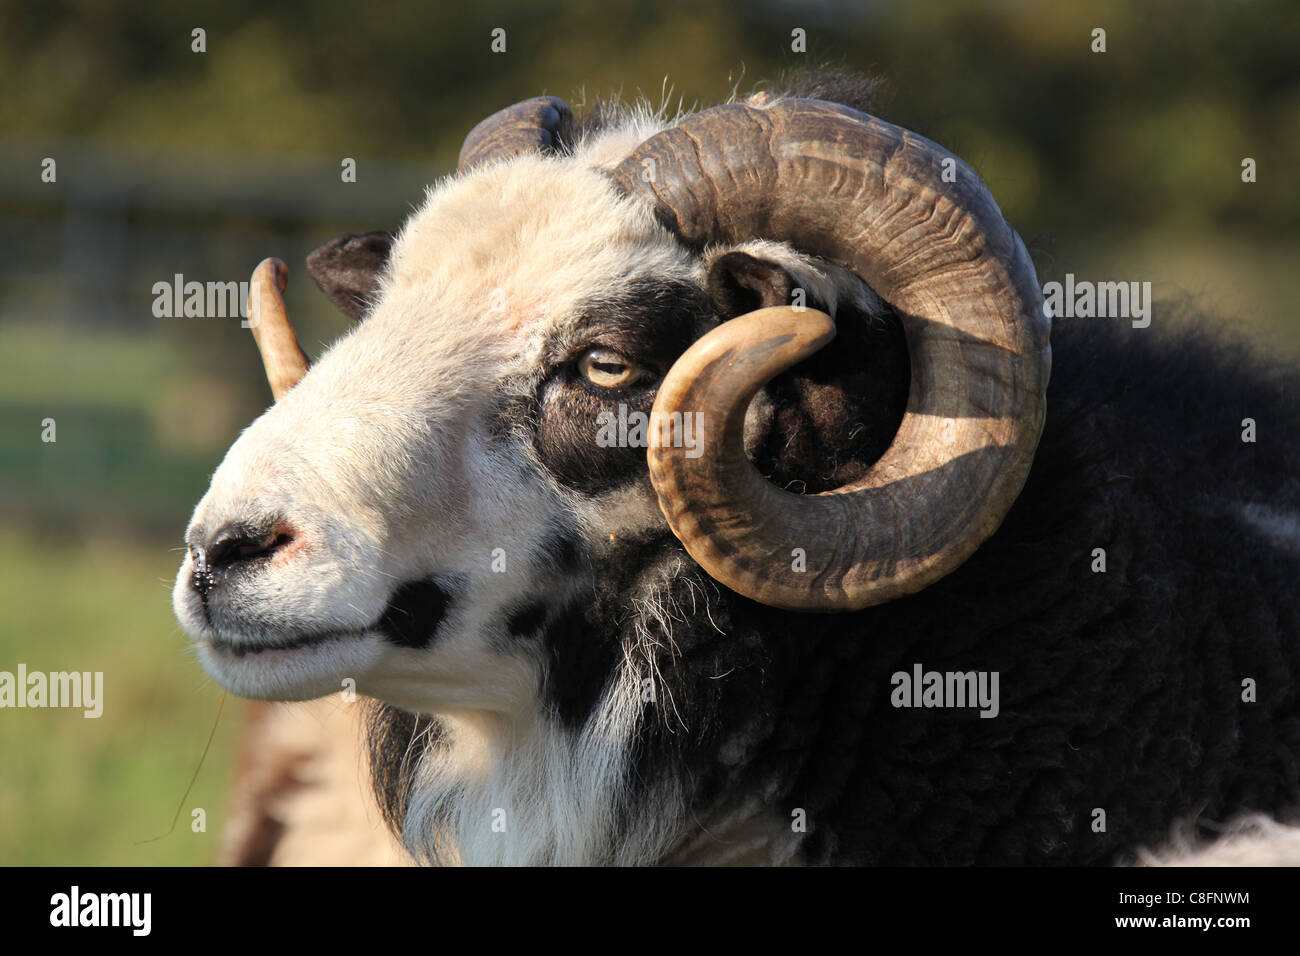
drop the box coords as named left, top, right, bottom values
left=173, top=74, right=1300, bottom=866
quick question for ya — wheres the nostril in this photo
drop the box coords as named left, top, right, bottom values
left=203, top=523, right=296, bottom=572
left=187, top=521, right=298, bottom=597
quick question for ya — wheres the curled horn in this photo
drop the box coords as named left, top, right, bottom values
left=611, top=99, right=1051, bottom=612
left=246, top=258, right=309, bottom=401
left=457, top=96, right=575, bottom=172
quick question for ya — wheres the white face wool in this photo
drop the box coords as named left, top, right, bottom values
left=175, top=145, right=691, bottom=695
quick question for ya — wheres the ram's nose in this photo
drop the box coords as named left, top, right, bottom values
left=188, top=522, right=298, bottom=596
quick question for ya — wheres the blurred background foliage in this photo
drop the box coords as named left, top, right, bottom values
left=0, top=0, right=1296, bottom=863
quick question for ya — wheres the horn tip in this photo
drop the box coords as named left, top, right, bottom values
left=253, top=257, right=289, bottom=293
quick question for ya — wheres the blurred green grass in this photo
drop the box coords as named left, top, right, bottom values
left=0, top=527, right=239, bottom=865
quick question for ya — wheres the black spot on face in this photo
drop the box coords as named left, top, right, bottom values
left=378, top=578, right=456, bottom=649
left=506, top=600, right=547, bottom=637
left=538, top=593, right=618, bottom=729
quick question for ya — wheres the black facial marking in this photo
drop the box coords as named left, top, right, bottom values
left=555, top=279, right=713, bottom=372
left=534, top=279, right=712, bottom=496
left=506, top=600, right=547, bottom=638
left=539, top=591, right=621, bottom=729
left=378, top=578, right=456, bottom=649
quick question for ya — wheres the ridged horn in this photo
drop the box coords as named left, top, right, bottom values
left=613, top=99, right=1051, bottom=612
left=458, top=96, right=574, bottom=172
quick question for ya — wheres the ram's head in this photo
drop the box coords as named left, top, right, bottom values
left=173, top=95, right=1049, bottom=715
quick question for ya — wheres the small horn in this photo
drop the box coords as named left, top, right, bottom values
left=246, top=258, right=309, bottom=401
left=457, top=96, right=574, bottom=172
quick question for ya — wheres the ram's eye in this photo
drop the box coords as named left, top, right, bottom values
left=577, top=348, right=645, bottom=389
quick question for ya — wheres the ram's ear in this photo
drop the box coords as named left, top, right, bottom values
left=705, top=251, right=803, bottom=319
left=704, top=249, right=911, bottom=496
left=306, top=231, right=394, bottom=320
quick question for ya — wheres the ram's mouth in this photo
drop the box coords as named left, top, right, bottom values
left=190, top=575, right=456, bottom=680
left=207, top=629, right=358, bottom=658
left=196, top=627, right=387, bottom=702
